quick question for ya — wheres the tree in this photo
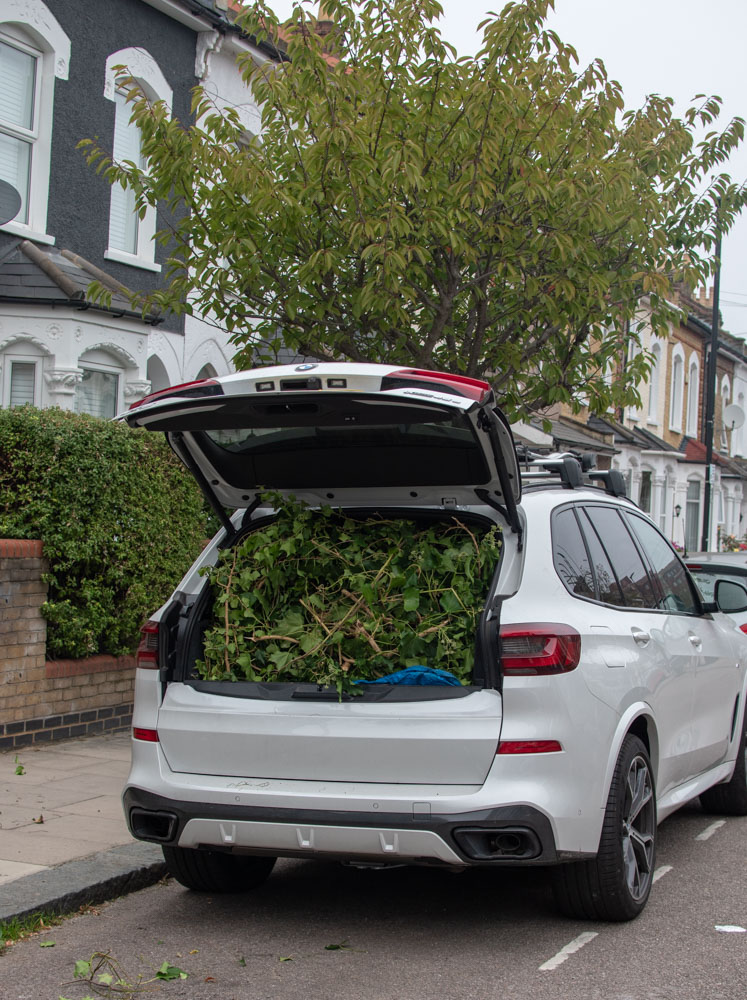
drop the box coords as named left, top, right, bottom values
left=80, top=0, right=747, bottom=418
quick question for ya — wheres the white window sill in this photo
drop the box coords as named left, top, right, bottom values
left=104, top=248, right=162, bottom=273
left=1, top=220, right=55, bottom=245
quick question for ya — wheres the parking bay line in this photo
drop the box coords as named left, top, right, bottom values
left=653, top=865, right=673, bottom=883
left=695, top=820, right=726, bottom=842
left=539, top=932, right=599, bottom=972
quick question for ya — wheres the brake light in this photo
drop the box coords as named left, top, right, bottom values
left=497, top=740, right=563, bottom=754
left=133, top=728, right=159, bottom=742
left=383, top=369, right=492, bottom=402
left=499, top=624, right=581, bottom=675
left=128, top=378, right=222, bottom=410
left=136, top=620, right=160, bottom=670
left=740, top=624, right=747, bottom=635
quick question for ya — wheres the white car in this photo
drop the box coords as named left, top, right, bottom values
left=121, top=362, right=747, bottom=922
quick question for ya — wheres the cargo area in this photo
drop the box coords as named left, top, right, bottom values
left=156, top=505, right=505, bottom=784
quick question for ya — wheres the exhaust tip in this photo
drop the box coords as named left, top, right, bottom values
left=129, top=808, right=178, bottom=843
left=453, top=826, right=541, bottom=861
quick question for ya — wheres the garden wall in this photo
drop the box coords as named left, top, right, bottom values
left=0, top=540, right=134, bottom=750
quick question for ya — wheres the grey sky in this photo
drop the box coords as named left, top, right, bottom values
left=271, top=0, right=747, bottom=336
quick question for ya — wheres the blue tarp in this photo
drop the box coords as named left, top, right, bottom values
left=356, top=666, right=462, bottom=686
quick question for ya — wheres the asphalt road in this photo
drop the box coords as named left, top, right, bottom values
left=2, top=802, right=745, bottom=1000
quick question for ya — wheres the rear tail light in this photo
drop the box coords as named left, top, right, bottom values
left=499, top=624, right=581, bottom=675
left=133, top=728, right=160, bottom=742
left=128, top=378, right=222, bottom=410
left=382, top=369, right=492, bottom=402
left=136, top=620, right=160, bottom=670
left=498, top=740, right=563, bottom=754
left=740, top=624, right=747, bottom=635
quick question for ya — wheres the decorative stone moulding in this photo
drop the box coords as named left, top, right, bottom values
left=44, top=368, right=83, bottom=394
left=124, top=380, right=151, bottom=401
left=3, top=0, right=71, bottom=79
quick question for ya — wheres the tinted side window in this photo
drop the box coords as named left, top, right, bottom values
left=577, top=509, right=625, bottom=606
left=624, top=513, right=700, bottom=614
left=584, top=506, right=658, bottom=609
left=552, top=508, right=595, bottom=598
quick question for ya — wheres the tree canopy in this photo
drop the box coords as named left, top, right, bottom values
left=80, top=0, right=747, bottom=418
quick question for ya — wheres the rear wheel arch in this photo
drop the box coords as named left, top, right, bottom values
left=628, top=714, right=658, bottom=776
left=602, top=707, right=659, bottom=807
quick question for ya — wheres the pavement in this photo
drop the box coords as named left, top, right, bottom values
left=0, top=733, right=166, bottom=924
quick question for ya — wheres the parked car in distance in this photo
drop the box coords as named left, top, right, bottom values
left=686, top=557, right=747, bottom=634
left=119, top=363, right=747, bottom=924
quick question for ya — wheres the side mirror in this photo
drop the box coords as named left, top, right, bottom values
left=714, top=578, right=747, bottom=614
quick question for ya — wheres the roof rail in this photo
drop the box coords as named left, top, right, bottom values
left=587, top=469, right=628, bottom=497
left=517, top=448, right=628, bottom=498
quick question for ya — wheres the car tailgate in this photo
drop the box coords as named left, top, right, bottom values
left=156, top=683, right=503, bottom=785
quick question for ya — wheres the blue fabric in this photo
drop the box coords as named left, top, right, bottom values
left=356, top=666, right=462, bottom=686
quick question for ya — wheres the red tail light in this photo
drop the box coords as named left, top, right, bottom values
left=498, top=740, right=563, bottom=754
left=499, top=624, right=581, bottom=675
left=128, top=378, right=222, bottom=410
left=383, top=369, right=492, bottom=402
left=136, top=620, right=160, bottom=670
left=740, top=624, right=747, bottom=635
left=133, top=728, right=160, bottom=742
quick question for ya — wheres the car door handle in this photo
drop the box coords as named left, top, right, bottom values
left=631, top=627, right=650, bottom=646
left=688, top=633, right=703, bottom=649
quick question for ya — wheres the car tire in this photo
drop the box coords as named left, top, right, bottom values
left=699, top=705, right=747, bottom=816
left=551, top=734, right=656, bottom=922
left=162, top=846, right=276, bottom=893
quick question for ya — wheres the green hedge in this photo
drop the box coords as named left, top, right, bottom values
left=0, top=406, right=212, bottom=659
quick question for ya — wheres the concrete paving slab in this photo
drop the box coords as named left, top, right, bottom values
left=0, top=859, right=49, bottom=886
left=0, top=828, right=121, bottom=867
left=35, top=773, right=127, bottom=799
left=0, top=784, right=109, bottom=811
left=0, top=803, right=63, bottom=830
left=27, top=813, right=133, bottom=847
left=54, top=735, right=131, bottom=761
left=55, top=795, right=125, bottom=821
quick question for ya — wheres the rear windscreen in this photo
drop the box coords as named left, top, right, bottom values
left=194, top=415, right=490, bottom=489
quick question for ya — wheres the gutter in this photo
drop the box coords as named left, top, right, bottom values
left=139, top=0, right=288, bottom=62
left=0, top=295, right=164, bottom=326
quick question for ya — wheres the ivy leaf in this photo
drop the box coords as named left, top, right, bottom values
left=403, top=587, right=420, bottom=612
left=155, top=962, right=188, bottom=981
left=74, top=960, right=92, bottom=979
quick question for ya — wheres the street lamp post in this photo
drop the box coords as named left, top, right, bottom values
left=701, top=210, right=722, bottom=553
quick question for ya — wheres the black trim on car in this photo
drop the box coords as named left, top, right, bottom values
left=123, top=787, right=563, bottom=866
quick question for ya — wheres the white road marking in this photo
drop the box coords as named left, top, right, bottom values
left=653, top=865, right=673, bottom=883
left=696, top=820, right=726, bottom=841
left=715, top=925, right=746, bottom=933
left=539, top=932, right=599, bottom=972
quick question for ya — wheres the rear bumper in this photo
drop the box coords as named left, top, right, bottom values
left=123, top=785, right=568, bottom=866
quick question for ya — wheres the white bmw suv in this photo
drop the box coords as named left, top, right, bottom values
left=121, top=362, right=747, bottom=922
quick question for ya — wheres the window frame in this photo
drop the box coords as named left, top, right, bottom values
left=686, top=353, right=700, bottom=438
left=0, top=3, right=70, bottom=245
left=1, top=347, right=43, bottom=408
left=102, top=48, right=172, bottom=273
left=74, top=359, right=123, bottom=419
left=551, top=500, right=706, bottom=617
left=669, top=346, right=684, bottom=432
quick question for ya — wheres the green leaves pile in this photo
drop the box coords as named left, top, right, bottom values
left=197, top=497, right=501, bottom=690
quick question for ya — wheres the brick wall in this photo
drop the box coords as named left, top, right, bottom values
left=0, top=541, right=134, bottom=750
